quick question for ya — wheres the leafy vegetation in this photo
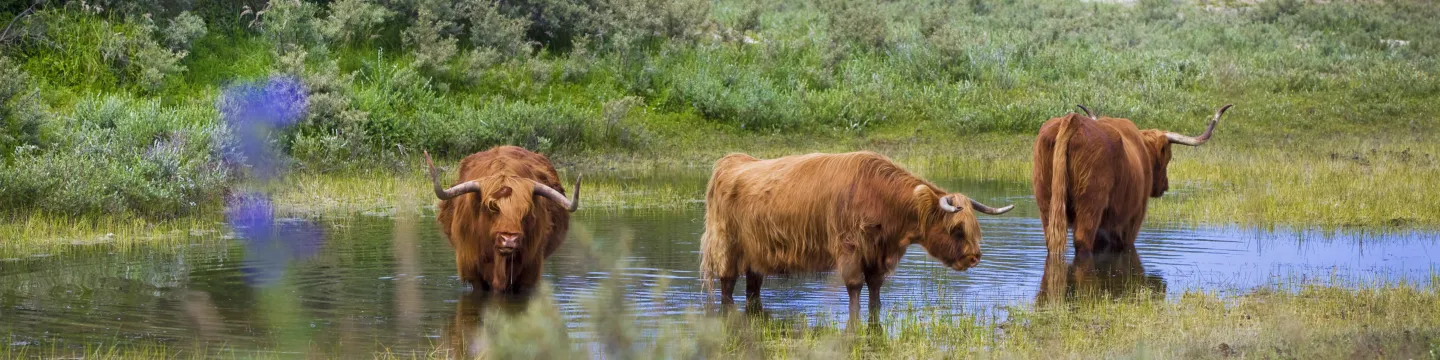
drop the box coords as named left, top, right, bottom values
left=0, top=0, right=1437, bottom=224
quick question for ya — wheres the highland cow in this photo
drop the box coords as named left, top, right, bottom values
left=426, top=146, right=580, bottom=292
left=699, top=151, right=1013, bottom=315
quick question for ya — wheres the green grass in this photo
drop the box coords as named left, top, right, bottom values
left=4, top=0, right=1439, bottom=228
left=0, top=211, right=227, bottom=258
left=6, top=128, right=1436, bottom=254
left=2, top=280, right=1436, bottom=359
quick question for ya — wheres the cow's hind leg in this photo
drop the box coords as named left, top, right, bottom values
left=719, top=274, right=739, bottom=306
left=745, top=271, right=764, bottom=313
left=744, top=271, right=763, bottom=303
left=1070, top=207, right=1105, bottom=258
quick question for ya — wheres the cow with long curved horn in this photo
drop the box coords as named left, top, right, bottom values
left=1033, top=104, right=1233, bottom=257
left=700, top=151, right=1014, bottom=317
left=1166, top=104, right=1231, bottom=146
left=425, top=146, right=582, bottom=292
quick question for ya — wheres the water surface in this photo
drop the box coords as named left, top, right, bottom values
left=1, top=174, right=1436, bottom=356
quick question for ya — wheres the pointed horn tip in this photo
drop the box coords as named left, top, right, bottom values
left=994, top=204, right=1015, bottom=214
left=1211, top=104, right=1233, bottom=119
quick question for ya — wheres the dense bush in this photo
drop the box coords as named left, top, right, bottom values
left=3, top=0, right=1439, bottom=217
left=0, top=96, right=230, bottom=218
left=0, top=57, right=48, bottom=163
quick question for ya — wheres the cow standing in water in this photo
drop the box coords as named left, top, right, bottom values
left=426, top=146, right=581, bottom=292
left=699, top=151, right=1013, bottom=316
left=1033, top=104, right=1231, bottom=256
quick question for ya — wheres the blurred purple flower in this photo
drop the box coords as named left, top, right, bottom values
left=217, top=76, right=308, bottom=181
left=226, top=192, right=325, bottom=288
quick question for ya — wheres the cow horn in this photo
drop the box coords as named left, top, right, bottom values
left=938, top=195, right=964, bottom=213
left=532, top=174, right=581, bottom=212
left=424, top=150, right=484, bottom=200
left=1166, top=104, right=1232, bottom=146
left=1077, top=104, right=1095, bottom=119
left=970, top=199, right=1014, bottom=215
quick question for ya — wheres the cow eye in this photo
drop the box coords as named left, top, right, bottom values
left=486, top=200, right=501, bottom=212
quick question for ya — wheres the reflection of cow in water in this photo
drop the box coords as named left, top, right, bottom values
left=444, top=292, right=570, bottom=359
left=1036, top=250, right=1166, bottom=304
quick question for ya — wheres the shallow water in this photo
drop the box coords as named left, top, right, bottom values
left=1, top=174, right=1437, bottom=356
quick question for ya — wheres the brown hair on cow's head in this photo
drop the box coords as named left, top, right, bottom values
left=910, top=185, right=1013, bottom=272
left=474, top=175, right=544, bottom=255
left=424, top=151, right=581, bottom=256
left=1138, top=104, right=1232, bottom=198
left=1138, top=129, right=1175, bottom=197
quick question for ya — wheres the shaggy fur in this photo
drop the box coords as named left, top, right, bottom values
left=699, top=151, right=1002, bottom=314
left=1032, top=108, right=1224, bottom=256
left=435, top=146, right=570, bottom=292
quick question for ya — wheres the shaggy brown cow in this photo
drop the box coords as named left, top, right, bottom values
left=699, top=151, right=1014, bottom=314
left=1033, top=104, right=1232, bottom=255
left=425, top=146, right=581, bottom=292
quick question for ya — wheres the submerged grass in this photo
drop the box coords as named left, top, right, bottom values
left=0, top=211, right=227, bottom=258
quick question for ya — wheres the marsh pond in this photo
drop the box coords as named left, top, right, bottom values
left=2, top=172, right=1436, bottom=356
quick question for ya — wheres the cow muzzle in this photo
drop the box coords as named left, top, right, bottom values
left=496, top=233, right=521, bottom=255
left=948, top=254, right=981, bottom=271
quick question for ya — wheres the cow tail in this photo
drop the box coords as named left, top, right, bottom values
left=698, top=167, right=728, bottom=302
left=1046, top=114, right=1076, bottom=252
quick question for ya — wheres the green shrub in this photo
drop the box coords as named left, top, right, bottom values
left=462, top=0, right=532, bottom=58
left=402, top=1, right=460, bottom=75
left=820, top=0, right=890, bottom=49
left=605, top=0, right=713, bottom=48
left=0, top=56, right=49, bottom=163
left=1, top=95, right=230, bottom=218
left=321, top=0, right=393, bottom=46
left=283, top=56, right=372, bottom=170
left=163, top=11, right=207, bottom=51
left=257, top=0, right=328, bottom=55
left=18, top=10, right=188, bottom=93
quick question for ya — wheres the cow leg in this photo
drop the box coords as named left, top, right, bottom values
left=865, top=272, right=885, bottom=320
left=719, top=274, right=739, bottom=306
left=846, top=283, right=863, bottom=321
left=512, top=260, right=545, bottom=294
left=1070, top=205, right=1106, bottom=257
left=744, top=271, right=765, bottom=314
left=839, top=254, right=866, bottom=322
left=744, top=271, right=764, bottom=306
left=1119, top=216, right=1145, bottom=251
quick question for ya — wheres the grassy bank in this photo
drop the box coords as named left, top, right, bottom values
left=5, top=128, right=1437, bottom=254
left=3, top=0, right=1438, bottom=232
left=2, top=280, right=1436, bottom=359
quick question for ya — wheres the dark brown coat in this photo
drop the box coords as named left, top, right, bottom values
left=1032, top=105, right=1230, bottom=255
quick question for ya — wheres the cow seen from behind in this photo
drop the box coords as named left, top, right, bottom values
left=1033, top=104, right=1232, bottom=256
